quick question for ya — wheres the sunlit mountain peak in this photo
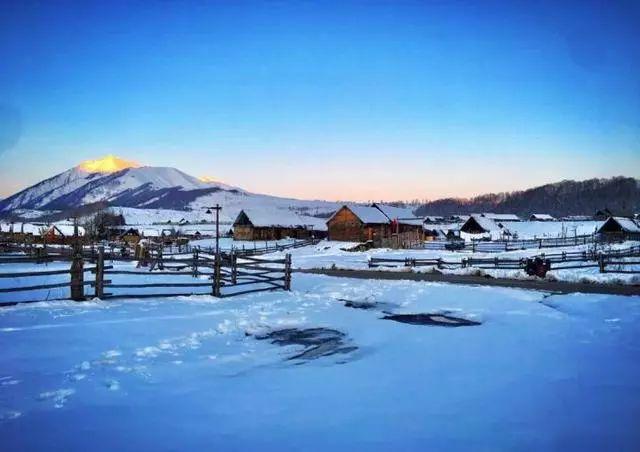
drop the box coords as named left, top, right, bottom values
left=198, top=175, right=220, bottom=183
left=78, top=155, right=141, bottom=173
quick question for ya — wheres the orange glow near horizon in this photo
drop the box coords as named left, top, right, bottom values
left=78, top=155, right=141, bottom=173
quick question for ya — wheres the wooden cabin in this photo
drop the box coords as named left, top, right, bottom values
left=42, top=225, right=85, bottom=244
left=326, top=205, right=391, bottom=242
left=460, top=215, right=509, bottom=238
left=233, top=209, right=315, bottom=241
left=597, top=217, right=640, bottom=241
left=119, top=228, right=141, bottom=245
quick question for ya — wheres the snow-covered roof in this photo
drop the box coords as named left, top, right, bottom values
left=141, top=228, right=161, bottom=237
left=598, top=217, right=640, bottom=234
left=562, top=215, right=592, bottom=221
left=235, top=208, right=312, bottom=229
left=481, top=213, right=521, bottom=222
left=327, top=205, right=389, bottom=225
left=396, top=218, right=424, bottom=226
left=47, top=225, right=86, bottom=236
left=0, top=222, right=45, bottom=235
left=530, top=214, right=555, bottom=220
left=371, top=203, right=416, bottom=221
left=463, top=215, right=505, bottom=233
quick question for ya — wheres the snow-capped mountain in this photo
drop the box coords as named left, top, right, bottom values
left=0, top=155, right=341, bottom=223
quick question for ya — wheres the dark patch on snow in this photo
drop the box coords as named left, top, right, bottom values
left=255, top=328, right=358, bottom=362
left=339, top=298, right=377, bottom=310
left=339, top=298, right=397, bottom=311
left=382, top=313, right=481, bottom=327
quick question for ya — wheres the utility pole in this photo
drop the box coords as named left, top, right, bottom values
left=204, top=204, right=222, bottom=255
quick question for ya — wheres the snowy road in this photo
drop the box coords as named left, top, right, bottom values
left=1, top=274, right=639, bottom=450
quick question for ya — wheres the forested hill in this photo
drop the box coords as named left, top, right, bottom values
left=414, top=177, right=640, bottom=217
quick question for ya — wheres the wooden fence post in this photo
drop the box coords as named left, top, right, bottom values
left=95, top=245, right=104, bottom=298
left=213, top=252, right=222, bottom=297
left=193, top=248, right=199, bottom=277
left=231, top=252, right=238, bottom=285
left=70, top=251, right=84, bottom=301
left=157, top=246, right=164, bottom=270
left=598, top=255, right=605, bottom=273
left=284, top=253, right=292, bottom=291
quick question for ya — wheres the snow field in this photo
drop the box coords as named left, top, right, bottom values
left=0, top=274, right=639, bottom=450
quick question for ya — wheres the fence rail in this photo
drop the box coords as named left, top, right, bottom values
left=369, top=245, right=640, bottom=275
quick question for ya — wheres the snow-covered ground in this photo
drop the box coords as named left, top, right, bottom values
left=1, top=274, right=639, bottom=450
left=506, top=220, right=601, bottom=239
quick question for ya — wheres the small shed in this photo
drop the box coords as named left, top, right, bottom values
left=529, top=214, right=555, bottom=221
left=460, top=215, right=509, bottom=237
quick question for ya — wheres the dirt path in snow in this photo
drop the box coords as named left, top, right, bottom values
left=298, top=269, right=640, bottom=296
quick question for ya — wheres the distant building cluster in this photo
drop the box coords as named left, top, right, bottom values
left=2, top=207, right=639, bottom=247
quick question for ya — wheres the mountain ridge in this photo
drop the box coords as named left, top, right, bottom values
left=0, top=156, right=637, bottom=220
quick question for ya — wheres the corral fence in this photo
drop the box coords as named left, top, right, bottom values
left=419, top=234, right=597, bottom=253
left=0, top=237, right=319, bottom=261
left=163, top=237, right=320, bottom=257
left=369, top=245, right=640, bottom=274
left=0, top=246, right=292, bottom=307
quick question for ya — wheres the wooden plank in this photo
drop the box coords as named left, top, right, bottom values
left=0, top=280, right=93, bottom=293
left=0, top=268, right=72, bottom=278
left=237, top=255, right=287, bottom=263
left=104, top=270, right=213, bottom=276
left=107, top=282, right=213, bottom=288
left=104, top=292, right=211, bottom=299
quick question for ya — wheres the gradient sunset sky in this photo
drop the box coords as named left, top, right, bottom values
left=0, top=0, right=638, bottom=201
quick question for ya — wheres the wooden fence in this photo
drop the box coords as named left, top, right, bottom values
left=0, top=247, right=292, bottom=307
left=369, top=245, right=640, bottom=274
left=160, top=237, right=320, bottom=257
left=419, top=234, right=598, bottom=253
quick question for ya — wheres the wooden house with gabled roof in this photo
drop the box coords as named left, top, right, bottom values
left=326, top=205, right=391, bottom=242
left=233, top=208, right=319, bottom=241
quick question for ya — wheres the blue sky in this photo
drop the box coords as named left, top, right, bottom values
left=0, top=0, right=638, bottom=201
